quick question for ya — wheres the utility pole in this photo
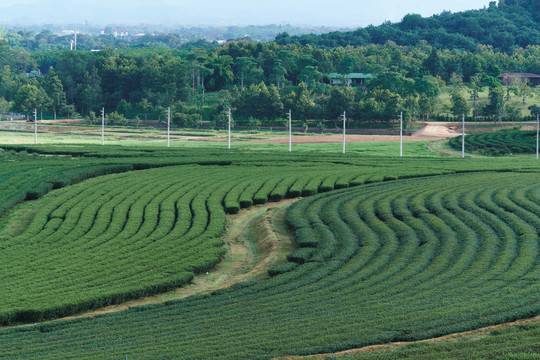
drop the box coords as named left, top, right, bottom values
left=167, top=107, right=171, bottom=148
left=228, top=108, right=231, bottom=149
left=34, top=109, right=37, bottom=144
left=462, top=114, right=465, bottom=159
left=101, top=108, right=105, bottom=145
left=288, top=109, right=292, bottom=152
left=400, top=112, right=403, bottom=157
left=536, top=114, right=540, bottom=160
left=342, top=111, right=346, bottom=154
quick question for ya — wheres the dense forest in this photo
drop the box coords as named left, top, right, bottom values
left=277, top=0, right=540, bottom=53
left=0, top=0, right=539, bottom=128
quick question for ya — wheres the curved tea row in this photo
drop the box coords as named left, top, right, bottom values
left=0, top=163, right=369, bottom=325
left=449, top=130, right=537, bottom=156
left=2, top=171, right=539, bottom=359
left=341, top=318, right=540, bottom=359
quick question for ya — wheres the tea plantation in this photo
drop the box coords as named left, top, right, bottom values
left=449, top=130, right=538, bottom=156
left=0, top=145, right=539, bottom=359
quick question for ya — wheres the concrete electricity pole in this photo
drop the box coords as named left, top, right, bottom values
left=536, top=114, right=540, bottom=160
left=228, top=108, right=231, bottom=149
left=462, top=114, right=465, bottom=159
left=34, top=109, right=37, bottom=144
left=342, top=111, right=346, bottom=154
left=101, top=108, right=105, bottom=145
left=400, top=112, right=403, bottom=157
left=288, top=110, right=292, bottom=152
left=167, top=107, right=171, bottom=148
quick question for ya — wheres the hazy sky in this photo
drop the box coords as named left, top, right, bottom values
left=0, top=0, right=492, bottom=27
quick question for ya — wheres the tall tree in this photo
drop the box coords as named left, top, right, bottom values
left=423, top=48, right=442, bottom=77
left=299, top=65, right=322, bottom=89
left=78, top=67, right=102, bottom=115
left=13, top=84, right=43, bottom=120
left=205, top=53, right=234, bottom=91
left=415, top=75, right=440, bottom=99
left=450, top=91, right=470, bottom=117
left=325, top=86, right=355, bottom=122
left=514, top=77, right=532, bottom=105
left=41, top=68, right=66, bottom=120
left=367, top=70, right=415, bottom=97
left=266, top=84, right=284, bottom=126
left=137, top=98, right=153, bottom=121
left=233, top=57, right=263, bottom=91
left=0, top=65, right=21, bottom=101
left=270, top=60, right=287, bottom=87
left=485, top=86, right=505, bottom=122
left=293, top=82, right=312, bottom=121
left=418, top=94, right=437, bottom=121
left=0, top=97, right=10, bottom=116
left=402, top=95, right=419, bottom=127
left=467, top=74, right=483, bottom=104
left=373, top=89, right=403, bottom=122
left=449, top=73, right=464, bottom=94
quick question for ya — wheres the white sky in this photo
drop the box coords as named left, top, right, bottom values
left=0, top=0, right=493, bottom=27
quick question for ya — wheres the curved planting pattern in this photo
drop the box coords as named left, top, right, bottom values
left=0, top=149, right=137, bottom=217
left=0, top=165, right=229, bottom=324
left=0, top=163, right=368, bottom=325
left=335, top=318, right=540, bottom=359
left=1, top=171, right=539, bottom=359
left=449, top=130, right=537, bottom=156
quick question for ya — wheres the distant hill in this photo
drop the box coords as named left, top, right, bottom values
left=275, top=1, right=540, bottom=53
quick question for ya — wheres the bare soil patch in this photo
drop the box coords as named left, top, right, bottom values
left=411, top=122, right=459, bottom=138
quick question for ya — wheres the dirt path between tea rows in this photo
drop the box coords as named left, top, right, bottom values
left=1, top=198, right=298, bottom=330
left=5, top=192, right=540, bottom=360
left=275, top=315, right=540, bottom=359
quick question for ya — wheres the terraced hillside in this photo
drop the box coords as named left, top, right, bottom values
left=0, top=143, right=537, bottom=359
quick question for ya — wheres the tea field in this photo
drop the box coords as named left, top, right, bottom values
left=0, top=144, right=539, bottom=359
left=450, top=129, right=538, bottom=156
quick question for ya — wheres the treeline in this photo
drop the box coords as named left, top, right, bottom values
left=277, top=1, right=540, bottom=53
left=0, top=30, right=539, bottom=127
left=0, top=24, right=338, bottom=52
left=1, top=30, right=221, bottom=52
